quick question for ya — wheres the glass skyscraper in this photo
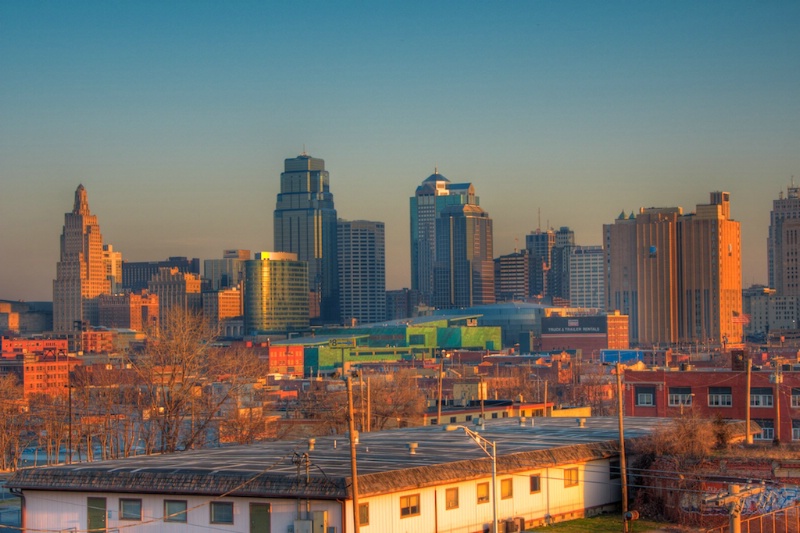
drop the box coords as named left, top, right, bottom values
left=273, top=154, right=339, bottom=323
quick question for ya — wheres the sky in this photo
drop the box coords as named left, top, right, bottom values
left=1, top=1, right=799, bottom=301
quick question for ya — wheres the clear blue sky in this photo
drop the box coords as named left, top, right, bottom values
left=1, top=1, right=798, bottom=301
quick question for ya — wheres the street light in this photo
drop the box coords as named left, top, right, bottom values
left=444, top=425, right=497, bottom=533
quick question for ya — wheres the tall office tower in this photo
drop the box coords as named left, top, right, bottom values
left=494, top=250, right=530, bottom=301
left=243, top=252, right=309, bottom=334
left=385, top=288, right=423, bottom=320
left=768, top=183, right=800, bottom=295
left=525, top=229, right=554, bottom=298
left=677, top=191, right=742, bottom=344
left=53, top=185, right=112, bottom=332
left=547, top=227, right=576, bottom=300
left=98, top=291, right=159, bottom=331
left=337, top=220, right=386, bottom=325
left=433, top=204, right=495, bottom=309
left=204, top=250, right=251, bottom=291
left=147, top=267, right=202, bottom=317
left=605, top=192, right=742, bottom=346
left=122, top=257, right=200, bottom=292
left=568, top=245, right=605, bottom=309
left=273, top=154, right=338, bottom=323
left=410, top=170, right=479, bottom=305
left=102, top=244, right=123, bottom=294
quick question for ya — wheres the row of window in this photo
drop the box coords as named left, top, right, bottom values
left=392, top=470, right=582, bottom=520
left=635, top=386, right=800, bottom=408
left=115, top=498, right=233, bottom=524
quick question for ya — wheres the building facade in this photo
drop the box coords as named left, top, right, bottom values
left=494, top=250, right=530, bottom=302
left=97, top=291, right=159, bottom=331
left=434, top=204, right=495, bottom=309
left=243, top=252, right=309, bottom=335
left=273, top=154, right=339, bottom=323
left=337, top=220, right=386, bottom=325
left=202, top=286, right=243, bottom=329
left=768, top=183, right=800, bottom=295
left=410, top=171, right=480, bottom=306
left=102, top=244, right=123, bottom=294
left=568, top=245, right=605, bottom=310
left=605, top=193, right=742, bottom=346
left=53, top=185, right=112, bottom=332
left=203, top=250, right=251, bottom=291
left=147, top=267, right=202, bottom=317
left=122, top=257, right=200, bottom=293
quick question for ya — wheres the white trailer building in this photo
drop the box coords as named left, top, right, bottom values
left=9, top=417, right=666, bottom=533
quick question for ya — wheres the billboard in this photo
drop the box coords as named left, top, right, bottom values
left=541, top=316, right=607, bottom=335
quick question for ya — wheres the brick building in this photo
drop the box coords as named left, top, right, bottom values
left=540, top=312, right=629, bottom=353
left=624, top=366, right=800, bottom=443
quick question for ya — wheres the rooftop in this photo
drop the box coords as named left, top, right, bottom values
left=10, top=417, right=667, bottom=499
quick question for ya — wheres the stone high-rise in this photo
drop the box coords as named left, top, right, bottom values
left=53, top=185, right=111, bottom=332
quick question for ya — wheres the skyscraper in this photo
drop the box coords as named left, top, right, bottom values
left=274, top=154, right=338, bottom=323
left=204, top=250, right=251, bottom=291
left=53, top=185, right=111, bottom=332
left=147, top=267, right=202, bottom=317
left=567, top=245, right=605, bottom=309
left=768, top=183, right=800, bottom=295
left=494, top=250, right=530, bottom=301
left=243, top=252, right=309, bottom=334
left=526, top=226, right=574, bottom=299
left=434, top=204, right=495, bottom=309
left=605, top=192, right=742, bottom=346
left=410, top=170, right=478, bottom=305
left=338, top=219, right=386, bottom=325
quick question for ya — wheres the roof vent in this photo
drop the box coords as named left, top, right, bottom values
left=407, top=442, right=418, bottom=455
left=308, top=438, right=315, bottom=451
left=577, top=418, right=586, bottom=428
left=519, top=417, right=527, bottom=426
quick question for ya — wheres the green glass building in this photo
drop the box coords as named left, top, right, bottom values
left=243, top=252, right=309, bottom=335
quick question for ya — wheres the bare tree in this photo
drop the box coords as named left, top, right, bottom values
left=130, top=308, right=265, bottom=453
left=369, top=370, right=426, bottom=430
left=0, top=375, right=27, bottom=470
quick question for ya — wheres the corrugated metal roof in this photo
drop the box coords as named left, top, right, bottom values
left=8, top=417, right=669, bottom=498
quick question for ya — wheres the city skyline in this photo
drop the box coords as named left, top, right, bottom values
left=2, top=2, right=799, bottom=301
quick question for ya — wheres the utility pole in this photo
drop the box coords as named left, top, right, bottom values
left=544, top=380, right=549, bottom=416
left=437, top=354, right=444, bottom=425
left=704, top=484, right=764, bottom=533
left=346, top=377, right=361, bottom=531
left=745, top=357, right=752, bottom=444
left=771, top=362, right=784, bottom=444
left=616, top=362, right=628, bottom=533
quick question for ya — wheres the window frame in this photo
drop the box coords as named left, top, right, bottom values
left=564, top=467, right=579, bottom=488
left=530, top=474, right=541, bottom=494
left=500, top=478, right=513, bottom=500
left=119, top=498, right=142, bottom=521
left=635, top=386, right=655, bottom=407
left=609, top=459, right=621, bottom=480
left=164, top=500, right=188, bottom=523
left=210, top=501, right=234, bottom=525
left=750, top=387, right=774, bottom=408
left=359, top=502, right=369, bottom=525
left=400, top=494, right=420, bottom=518
left=668, top=387, right=693, bottom=407
left=476, top=482, right=490, bottom=504
left=708, top=387, right=733, bottom=407
left=445, top=487, right=459, bottom=510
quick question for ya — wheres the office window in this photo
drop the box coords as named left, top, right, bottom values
left=445, top=487, right=459, bottom=510
left=530, top=474, right=541, bottom=493
left=210, top=502, right=234, bottom=524
left=750, top=388, right=773, bottom=407
left=477, top=482, right=490, bottom=503
left=609, top=459, right=621, bottom=479
left=792, top=388, right=800, bottom=408
left=119, top=499, right=141, bottom=521
left=564, top=467, right=579, bottom=487
left=635, top=386, right=655, bottom=406
left=450, top=416, right=457, bottom=423
left=793, top=420, right=800, bottom=441
left=709, top=387, right=732, bottom=407
left=400, top=494, right=420, bottom=517
left=753, top=419, right=775, bottom=440
left=668, top=387, right=692, bottom=407
left=359, top=503, right=369, bottom=525
left=164, top=500, right=187, bottom=523
left=501, top=478, right=513, bottom=499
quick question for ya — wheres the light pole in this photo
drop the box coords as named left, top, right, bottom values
left=444, top=425, right=497, bottom=533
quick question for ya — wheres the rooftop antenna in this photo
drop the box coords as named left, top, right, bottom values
left=301, top=144, right=308, bottom=156
left=537, top=208, right=541, bottom=231
left=514, top=237, right=519, bottom=253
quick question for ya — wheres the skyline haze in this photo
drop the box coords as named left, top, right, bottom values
left=2, top=2, right=798, bottom=301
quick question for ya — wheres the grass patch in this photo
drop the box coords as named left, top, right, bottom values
left=527, top=513, right=680, bottom=532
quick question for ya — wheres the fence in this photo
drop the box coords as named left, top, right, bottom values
left=705, top=503, right=800, bottom=533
